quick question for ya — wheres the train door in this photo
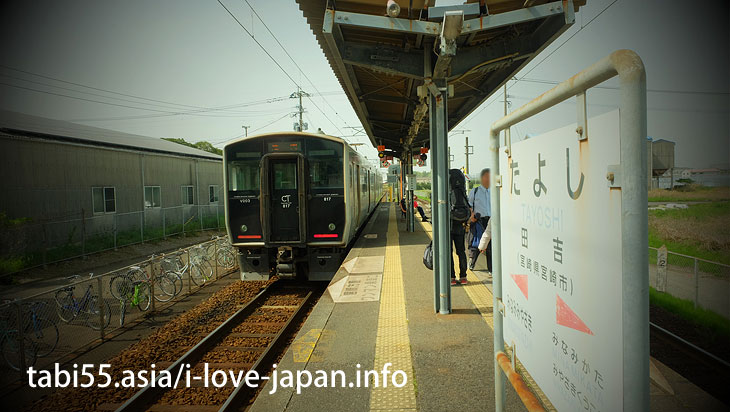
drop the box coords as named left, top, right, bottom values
left=267, top=156, right=304, bottom=242
left=355, top=165, right=361, bottom=224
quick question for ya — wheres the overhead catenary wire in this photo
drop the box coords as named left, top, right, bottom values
left=242, top=0, right=356, bottom=136
left=216, top=0, right=347, bottom=137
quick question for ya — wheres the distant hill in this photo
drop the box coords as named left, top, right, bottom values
left=163, top=138, right=222, bottom=156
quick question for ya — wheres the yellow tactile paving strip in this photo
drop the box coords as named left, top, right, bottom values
left=370, top=206, right=418, bottom=411
left=419, top=221, right=494, bottom=328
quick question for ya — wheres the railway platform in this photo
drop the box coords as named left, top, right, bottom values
left=251, top=202, right=725, bottom=412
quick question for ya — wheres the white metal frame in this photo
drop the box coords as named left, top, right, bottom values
left=181, top=185, right=194, bottom=206
left=91, top=186, right=116, bottom=215
left=488, top=50, right=648, bottom=411
left=144, top=185, right=161, bottom=209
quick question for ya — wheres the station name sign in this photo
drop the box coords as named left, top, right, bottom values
left=499, top=110, right=623, bottom=412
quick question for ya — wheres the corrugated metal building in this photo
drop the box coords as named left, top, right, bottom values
left=0, top=111, right=224, bottom=267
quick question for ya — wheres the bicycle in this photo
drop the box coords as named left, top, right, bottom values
left=111, top=258, right=176, bottom=303
left=207, top=236, right=237, bottom=269
left=117, top=279, right=151, bottom=327
left=163, top=247, right=213, bottom=288
left=0, top=307, right=37, bottom=371
left=55, top=274, right=111, bottom=331
left=23, top=302, right=59, bottom=357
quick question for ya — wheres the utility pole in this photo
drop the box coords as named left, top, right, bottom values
left=290, top=87, right=310, bottom=132
left=242, top=125, right=250, bottom=137
left=464, top=136, right=474, bottom=175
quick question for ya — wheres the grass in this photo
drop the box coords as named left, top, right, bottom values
left=0, top=215, right=226, bottom=277
left=648, top=185, right=730, bottom=202
left=648, top=201, right=730, bottom=266
left=650, top=287, right=730, bottom=341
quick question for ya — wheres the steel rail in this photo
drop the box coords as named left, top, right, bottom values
left=219, top=287, right=315, bottom=411
left=115, top=283, right=279, bottom=411
left=649, top=321, right=730, bottom=369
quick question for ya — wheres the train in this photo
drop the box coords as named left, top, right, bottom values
left=223, top=131, right=383, bottom=281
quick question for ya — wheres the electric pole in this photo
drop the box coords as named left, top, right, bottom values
left=464, top=136, right=474, bottom=175
left=290, top=87, right=310, bottom=132
left=242, top=125, right=250, bottom=137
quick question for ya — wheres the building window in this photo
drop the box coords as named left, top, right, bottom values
left=181, top=185, right=194, bottom=205
left=92, top=187, right=116, bottom=214
left=209, top=185, right=219, bottom=203
left=144, top=186, right=161, bottom=208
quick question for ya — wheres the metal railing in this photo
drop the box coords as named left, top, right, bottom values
left=0, top=236, right=238, bottom=388
left=649, top=246, right=730, bottom=316
left=1, top=204, right=226, bottom=278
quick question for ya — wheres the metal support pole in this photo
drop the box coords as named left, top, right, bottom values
left=406, top=148, right=415, bottom=232
left=429, top=91, right=440, bottom=313
left=187, top=250, right=192, bottom=295
left=113, top=214, right=118, bottom=250
left=693, top=258, right=699, bottom=308
left=433, top=79, right=451, bottom=315
left=488, top=127, right=506, bottom=411
left=214, top=240, right=219, bottom=281
left=15, top=302, right=26, bottom=379
left=97, top=276, right=105, bottom=340
left=162, top=208, right=166, bottom=239
left=140, top=212, right=144, bottom=243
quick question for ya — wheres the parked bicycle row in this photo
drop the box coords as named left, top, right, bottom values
left=0, top=236, right=239, bottom=374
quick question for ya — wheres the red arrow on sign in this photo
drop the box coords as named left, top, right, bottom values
left=511, top=274, right=529, bottom=299
left=556, top=295, right=593, bottom=335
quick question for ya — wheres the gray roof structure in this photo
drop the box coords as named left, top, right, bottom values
left=0, top=110, right=222, bottom=160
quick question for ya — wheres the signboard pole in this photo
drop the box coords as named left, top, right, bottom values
left=488, top=50, right=648, bottom=411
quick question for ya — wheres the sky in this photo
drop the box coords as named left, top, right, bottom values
left=0, top=0, right=727, bottom=171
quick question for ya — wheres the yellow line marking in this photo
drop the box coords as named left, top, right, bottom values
left=419, top=221, right=495, bottom=329
left=370, top=206, right=418, bottom=411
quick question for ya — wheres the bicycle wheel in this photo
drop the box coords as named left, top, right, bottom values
left=189, top=263, right=207, bottom=286
left=25, top=317, right=59, bottom=357
left=85, top=296, right=111, bottom=331
left=133, top=282, right=151, bottom=312
left=54, top=291, right=75, bottom=323
left=1, top=332, right=36, bottom=371
left=153, top=275, right=176, bottom=302
left=110, top=275, right=133, bottom=301
left=164, top=271, right=183, bottom=296
left=217, top=250, right=236, bottom=269
left=127, top=267, right=148, bottom=282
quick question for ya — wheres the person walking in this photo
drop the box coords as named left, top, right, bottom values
left=468, top=168, right=492, bottom=272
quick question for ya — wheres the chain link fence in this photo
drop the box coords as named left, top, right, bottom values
left=649, top=246, right=730, bottom=318
left=0, top=236, right=239, bottom=386
left=1, top=204, right=226, bottom=278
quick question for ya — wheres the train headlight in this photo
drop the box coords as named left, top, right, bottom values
left=240, top=224, right=248, bottom=232
left=328, top=223, right=336, bottom=231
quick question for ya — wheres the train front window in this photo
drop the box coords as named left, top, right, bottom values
left=273, top=162, right=297, bottom=189
left=309, top=157, right=343, bottom=189
left=228, top=160, right=260, bottom=192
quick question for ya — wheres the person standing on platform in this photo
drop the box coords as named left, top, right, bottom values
left=468, top=168, right=492, bottom=272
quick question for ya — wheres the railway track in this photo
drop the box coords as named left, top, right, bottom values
left=650, top=321, right=730, bottom=405
left=103, top=282, right=319, bottom=412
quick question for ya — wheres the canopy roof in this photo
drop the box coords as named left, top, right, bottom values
left=296, top=0, right=584, bottom=156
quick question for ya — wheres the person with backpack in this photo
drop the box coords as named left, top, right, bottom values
left=448, top=169, right=471, bottom=285
left=467, top=168, right=492, bottom=272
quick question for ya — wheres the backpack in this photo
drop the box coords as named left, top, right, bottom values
left=449, top=169, right=471, bottom=222
left=423, top=241, right=433, bottom=270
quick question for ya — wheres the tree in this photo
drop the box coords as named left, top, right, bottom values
left=163, top=138, right=222, bottom=156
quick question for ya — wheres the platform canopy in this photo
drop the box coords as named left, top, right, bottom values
left=297, top=0, right=585, bottom=156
